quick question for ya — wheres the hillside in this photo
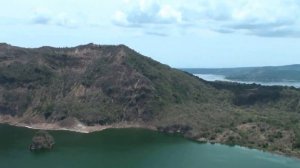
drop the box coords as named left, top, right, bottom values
left=182, top=64, right=300, bottom=82
left=0, top=43, right=300, bottom=158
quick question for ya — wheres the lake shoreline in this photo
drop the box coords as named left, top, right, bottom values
left=1, top=114, right=300, bottom=160
left=194, top=73, right=300, bottom=88
left=187, top=135, right=300, bottom=161
left=2, top=123, right=300, bottom=168
left=0, top=115, right=157, bottom=134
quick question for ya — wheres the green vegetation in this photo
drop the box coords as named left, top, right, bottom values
left=0, top=43, right=300, bottom=158
left=30, top=130, right=55, bottom=151
left=294, top=125, right=300, bottom=149
left=0, top=62, right=53, bottom=86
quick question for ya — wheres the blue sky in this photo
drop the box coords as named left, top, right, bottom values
left=1, top=0, right=300, bottom=68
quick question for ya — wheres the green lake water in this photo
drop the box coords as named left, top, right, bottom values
left=0, top=124, right=299, bottom=168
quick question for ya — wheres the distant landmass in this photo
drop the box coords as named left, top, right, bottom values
left=0, top=43, right=300, bottom=158
left=182, top=64, right=300, bottom=82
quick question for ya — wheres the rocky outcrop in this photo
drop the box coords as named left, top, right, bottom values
left=29, top=130, right=55, bottom=151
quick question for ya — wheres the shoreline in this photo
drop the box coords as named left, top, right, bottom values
left=0, top=115, right=156, bottom=133
left=0, top=115, right=299, bottom=160
left=5, top=122, right=157, bottom=133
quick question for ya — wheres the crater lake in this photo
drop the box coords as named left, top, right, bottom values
left=0, top=124, right=300, bottom=168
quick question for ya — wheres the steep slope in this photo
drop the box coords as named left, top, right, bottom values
left=0, top=43, right=300, bottom=157
left=0, top=43, right=222, bottom=125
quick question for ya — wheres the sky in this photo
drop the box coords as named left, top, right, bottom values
left=1, top=0, right=300, bottom=68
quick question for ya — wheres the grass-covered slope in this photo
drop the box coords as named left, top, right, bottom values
left=0, top=43, right=300, bottom=157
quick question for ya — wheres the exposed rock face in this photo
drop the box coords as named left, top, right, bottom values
left=29, top=130, right=55, bottom=151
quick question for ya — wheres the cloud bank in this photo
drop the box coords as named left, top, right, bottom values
left=113, top=0, right=300, bottom=37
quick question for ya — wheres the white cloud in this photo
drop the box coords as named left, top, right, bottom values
left=158, top=5, right=182, bottom=23
left=32, top=8, right=52, bottom=24
left=113, top=0, right=300, bottom=38
left=113, top=0, right=183, bottom=27
left=32, top=7, right=81, bottom=28
left=113, top=11, right=129, bottom=26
